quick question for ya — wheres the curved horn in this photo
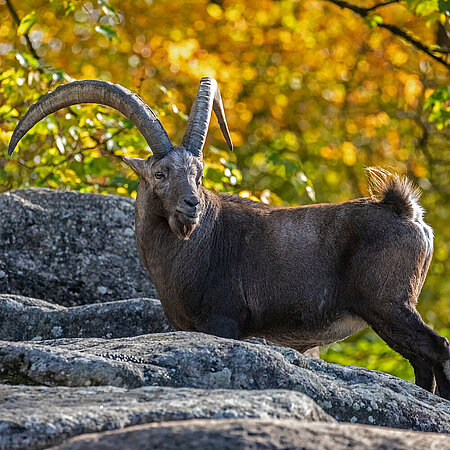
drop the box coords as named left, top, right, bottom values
left=181, top=77, right=233, bottom=158
left=8, top=80, right=173, bottom=158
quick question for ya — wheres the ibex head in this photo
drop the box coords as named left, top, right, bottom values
left=8, top=77, right=233, bottom=239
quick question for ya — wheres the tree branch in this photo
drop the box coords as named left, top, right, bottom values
left=326, top=0, right=368, bottom=17
left=325, top=0, right=450, bottom=70
left=5, top=0, right=42, bottom=64
left=367, top=0, right=400, bottom=12
left=379, top=23, right=450, bottom=69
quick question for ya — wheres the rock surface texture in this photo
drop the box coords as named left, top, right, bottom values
left=0, top=294, right=172, bottom=341
left=0, top=189, right=157, bottom=305
left=1, top=332, right=449, bottom=434
left=53, top=419, right=450, bottom=450
left=1, top=189, right=449, bottom=450
left=0, top=385, right=333, bottom=450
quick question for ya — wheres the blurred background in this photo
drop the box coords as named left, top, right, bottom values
left=0, top=0, right=449, bottom=381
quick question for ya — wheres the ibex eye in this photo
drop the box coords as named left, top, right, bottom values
left=155, top=172, right=165, bottom=180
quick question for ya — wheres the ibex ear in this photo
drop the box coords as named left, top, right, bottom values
left=123, top=157, right=148, bottom=176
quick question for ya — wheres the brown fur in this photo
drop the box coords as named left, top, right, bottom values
left=130, top=149, right=450, bottom=399
left=9, top=77, right=448, bottom=399
left=367, top=167, right=423, bottom=218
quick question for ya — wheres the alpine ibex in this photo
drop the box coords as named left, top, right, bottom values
left=9, top=78, right=450, bottom=399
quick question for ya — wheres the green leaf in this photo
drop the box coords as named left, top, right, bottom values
left=0, top=105, right=19, bottom=119
left=102, top=4, right=118, bottom=17
left=424, top=85, right=449, bottom=109
left=17, top=11, right=38, bottom=36
left=367, top=15, right=384, bottom=29
left=438, top=0, right=450, bottom=12
left=122, top=118, right=134, bottom=129
left=14, top=52, right=38, bottom=69
left=424, top=85, right=450, bottom=129
left=64, top=1, right=76, bottom=16
left=416, top=0, right=439, bottom=15
left=23, top=52, right=39, bottom=69
left=177, top=111, right=189, bottom=121
left=95, top=24, right=118, bottom=41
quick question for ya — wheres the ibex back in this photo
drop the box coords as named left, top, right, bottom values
left=9, top=77, right=450, bottom=400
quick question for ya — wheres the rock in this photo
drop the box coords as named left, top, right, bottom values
left=0, top=295, right=321, bottom=358
left=0, top=189, right=156, bottom=306
left=1, top=188, right=450, bottom=449
left=0, top=294, right=172, bottom=341
left=51, top=419, right=450, bottom=450
left=247, top=337, right=319, bottom=358
left=1, top=333, right=449, bottom=433
left=0, top=385, right=333, bottom=450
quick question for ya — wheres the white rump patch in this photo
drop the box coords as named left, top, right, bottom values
left=411, top=199, right=434, bottom=256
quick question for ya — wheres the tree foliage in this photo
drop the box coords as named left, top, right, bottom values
left=0, top=0, right=449, bottom=380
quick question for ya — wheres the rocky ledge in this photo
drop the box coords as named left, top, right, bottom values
left=0, top=295, right=172, bottom=341
left=0, top=189, right=156, bottom=305
left=53, top=419, right=450, bottom=450
left=0, top=385, right=332, bottom=449
left=0, top=189, right=449, bottom=449
left=1, top=331, right=449, bottom=434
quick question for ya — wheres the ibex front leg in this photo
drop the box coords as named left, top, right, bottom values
left=197, top=314, right=241, bottom=340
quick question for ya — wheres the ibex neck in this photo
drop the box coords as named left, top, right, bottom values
left=134, top=187, right=222, bottom=329
left=136, top=186, right=221, bottom=295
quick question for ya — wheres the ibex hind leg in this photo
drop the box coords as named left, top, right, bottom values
left=359, top=303, right=450, bottom=399
left=370, top=321, right=436, bottom=393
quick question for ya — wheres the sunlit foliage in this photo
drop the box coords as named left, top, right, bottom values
left=0, top=0, right=449, bottom=379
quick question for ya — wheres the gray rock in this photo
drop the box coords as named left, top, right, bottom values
left=1, top=188, right=450, bottom=449
left=52, top=419, right=450, bottom=450
left=0, top=189, right=156, bottom=306
left=0, top=333, right=449, bottom=433
left=0, top=385, right=333, bottom=450
left=0, top=296, right=320, bottom=360
left=0, top=294, right=172, bottom=341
